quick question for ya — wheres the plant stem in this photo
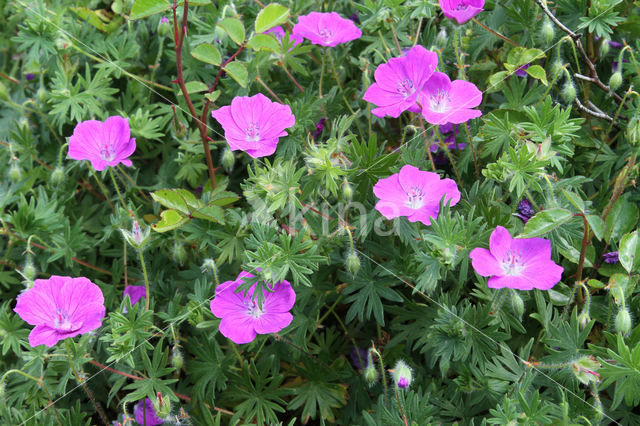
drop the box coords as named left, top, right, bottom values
left=108, top=168, right=127, bottom=210
left=137, top=248, right=151, bottom=310
left=464, top=123, right=481, bottom=179
left=418, top=117, right=436, bottom=171
left=279, top=63, right=304, bottom=92
left=370, top=347, right=388, bottom=407
left=255, top=76, right=283, bottom=103
left=575, top=214, right=589, bottom=305
left=472, top=18, right=518, bottom=47
left=394, top=386, right=409, bottom=426
left=89, top=169, right=115, bottom=213
left=319, top=52, right=326, bottom=98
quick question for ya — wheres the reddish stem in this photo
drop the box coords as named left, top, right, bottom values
left=200, top=45, right=246, bottom=126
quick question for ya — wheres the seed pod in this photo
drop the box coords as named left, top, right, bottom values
left=23, top=260, right=37, bottom=281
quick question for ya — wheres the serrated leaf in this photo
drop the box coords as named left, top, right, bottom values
left=255, top=3, right=290, bottom=33
left=519, top=208, right=573, bottom=238
left=218, top=18, right=245, bottom=45
left=619, top=230, right=640, bottom=273
left=191, top=43, right=222, bottom=66
left=223, top=62, right=248, bottom=88
left=152, top=209, right=188, bottom=232
left=130, top=0, right=169, bottom=20
left=525, top=65, right=547, bottom=85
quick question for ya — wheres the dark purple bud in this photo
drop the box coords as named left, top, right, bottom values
left=313, top=117, right=326, bottom=139
left=514, top=63, right=530, bottom=78
left=24, top=73, right=35, bottom=81
left=348, top=12, right=360, bottom=25
left=350, top=346, right=368, bottom=370
left=195, top=185, right=203, bottom=194
left=515, top=198, right=536, bottom=223
left=602, top=251, right=619, bottom=264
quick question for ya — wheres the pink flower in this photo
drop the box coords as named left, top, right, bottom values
left=134, top=398, right=163, bottom=426
left=264, top=25, right=303, bottom=47
left=13, top=276, right=106, bottom=347
left=373, top=165, right=461, bottom=225
left=210, top=271, right=296, bottom=344
left=469, top=226, right=564, bottom=290
left=123, top=285, right=146, bottom=307
left=292, top=12, right=362, bottom=47
left=211, top=94, right=295, bottom=158
left=363, top=46, right=439, bottom=118
left=68, top=116, right=136, bottom=171
left=418, top=72, right=482, bottom=125
left=439, top=0, right=485, bottom=24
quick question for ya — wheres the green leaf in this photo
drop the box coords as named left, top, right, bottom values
left=205, top=91, right=221, bottom=103
left=586, top=214, right=605, bottom=241
left=151, top=209, right=188, bottom=232
left=619, top=230, right=640, bottom=273
left=178, top=81, right=208, bottom=95
left=129, top=0, right=169, bottom=20
left=247, top=34, right=281, bottom=53
left=561, top=189, right=585, bottom=212
left=519, top=208, right=573, bottom=238
left=223, top=62, right=248, bottom=88
left=525, top=65, right=548, bottom=85
left=151, top=189, right=199, bottom=215
left=217, top=18, right=245, bottom=45
left=255, top=3, right=290, bottom=33
left=605, top=198, right=638, bottom=243
left=191, top=43, right=222, bottom=66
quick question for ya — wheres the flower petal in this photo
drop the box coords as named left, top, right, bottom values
left=469, top=248, right=503, bottom=277
left=219, top=313, right=258, bottom=344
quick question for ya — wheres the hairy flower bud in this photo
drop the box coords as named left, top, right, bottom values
left=436, top=28, right=447, bottom=49
left=23, top=259, right=36, bottom=281
left=615, top=308, right=632, bottom=335
left=50, top=166, right=65, bottom=186
left=172, top=242, right=187, bottom=265
left=121, top=220, right=151, bottom=250
left=578, top=311, right=591, bottom=330
left=153, top=393, right=171, bottom=419
left=391, top=360, right=412, bottom=389
left=510, top=291, right=524, bottom=318
left=572, top=356, right=600, bottom=385
left=550, top=60, right=564, bottom=79
left=599, top=39, right=610, bottom=58
left=36, top=86, right=47, bottom=103
left=342, top=179, right=353, bottom=202
left=627, top=115, right=640, bottom=145
left=346, top=251, right=360, bottom=276
left=201, top=258, right=217, bottom=276
left=561, top=81, right=576, bottom=103
left=171, top=347, right=184, bottom=370
left=221, top=147, right=235, bottom=173
left=9, top=164, right=22, bottom=183
left=541, top=19, right=554, bottom=44
left=609, top=71, right=622, bottom=91
left=158, top=17, right=171, bottom=37
left=363, top=364, right=378, bottom=386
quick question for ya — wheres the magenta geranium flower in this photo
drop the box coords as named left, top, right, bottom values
left=439, top=0, right=485, bottom=24
left=211, top=94, right=295, bottom=158
left=68, top=116, right=136, bottom=171
left=373, top=165, right=461, bottom=225
left=469, top=226, right=564, bottom=290
left=264, top=25, right=303, bottom=47
left=210, top=271, right=296, bottom=344
left=363, top=45, right=439, bottom=118
left=123, top=285, right=146, bottom=307
left=418, top=72, right=483, bottom=125
left=292, top=12, right=362, bottom=47
left=13, top=276, right=106, bottom=347
left=135, top=398, right=163, bottom=426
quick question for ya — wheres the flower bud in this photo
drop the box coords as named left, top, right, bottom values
left=221, top=147, right=235, bottom=173
left=609, top=71, right=622, bottom=91
left=510, top=291, right=524, bottom=318
left=436, top=28, right=447, bottom=49
left=578, top=311, right=591, bottom=330
left=561, top=81, right=576, bottom=103
left=627, top=115, right=640, bottom=145
left=171, top=347, right=184, bottom=370
left=572, top=356, right=600, bottom=385
left=391, top=360, right=412, bottom=389
left=599, top=39, right=610, bottom=58
left=342, top=179, right=353, bottom=202
left=153, top=393, right=171, bottom=419
left=550, top=60, right=564, bottom=79
left=9, top=164, right=22, bottom=182
left=363, top=364, right=378, bottom=386
left=158, top=17, right=171, bottom=37
left=187, top=300, right=204, bottom=326
left=172, top=242, right=187, bottom=265
left=23, top=259, right=36, bottom=281
left=36, top=86, right=47, bottom=103
left=346, top=251, right=360, bottom=276
left=50, top=166, right=64, bottom=186
left=121, top=220, right=151, bottom=250
left=541, top=19, right=554, bottom=44
left=615, top=308, right=632, bottom=335
left=201, top=258, right=217, bottom=275
left=0, top=81, right=8, bottom=101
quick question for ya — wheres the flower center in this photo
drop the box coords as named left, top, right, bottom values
left=456, top=1, right=469, bottom=10
left=397, top=78, right=415, bottom=98
left=245, top=122, right=261, bottom=142
left=405, top=187, right=424, bottom=209
left=244, top=298, right=264, bottom=319
left=53, top=308, right=82, bottom=332
left=319, top=28, right=333, bottom=43
left=99, top=142, right=116, bottom=162
left=501, top=250, right=525, bottom=276
left=430, top=90, right=451, bottom=113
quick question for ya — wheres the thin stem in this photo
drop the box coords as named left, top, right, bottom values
left=575, top=214, right=589, bottom=305
left=472, top=18, right=518, bottom=47
left=137, top=249, right=151, bottom=311
left=370, top=347, right=388, bottom=407
left=255, top=76, right=284, bottom=103
left=319, top=52, right=326, bottom=98
left=418, top=117, right=436, bottom=171
left=389, top=21, right=403, bottom=55
left=108, top=168, right=127, bottom=210
left=201, top=44, right=246, bottom=124
left=89, top=169, right=115, bottom=213
left=464, top=123, right=481, bottom=179
left=279, top=63, right=304, bottom=92
left=434, top=127, right=463, bottom=189
left=231, top=343, right=244, bottom=365
left=394, top=386, right=409, bottom=426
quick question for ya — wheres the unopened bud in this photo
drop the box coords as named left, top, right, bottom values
left=599, top=39, right=610, bottom=58
left=391, top=360, right=412, bottom=389
left=342, top=179, right=353, bottom=201
left=158, top=17, right=171, bottom=37
left=187, top=300, right=203, bottom=326
left=626, top=115, right=640, bottom=145
left=436, top=28, right=447, bottom=49
left=541, top=19, right=554, bottom=44
left=23, top=259, right=36, bottom=281
left=121, top=220, right=151, bottom=250
left=572, top=356, right=600, bottom=385
left=172, top=242, right=187, bottom=265
left=363, top=364, right=378, bottom=386
left=153, top=393, right=171, bottom=419
left=510, top=291, right=524, bottom=318
left=609, top=72, right=622, bottom=91
left=615, top=308, right=632, bottom=335
left=9, top=164, right=22, bottom=182
left=346, top=251, right=360, bottom=276
left=551, top=60, right=564, bottom=79
left=50, top=166, right=64, bottom=186
left=171, top=347, right=184, bottom=370
left=201, top=258, right=217, bottom=275
left=36, top=87, right=47, bottom=103
left=561, top=81, right=576, bottom=103
left=578, top=311, right=591, bottom=330
left=221, top=147, right=235, bottom=173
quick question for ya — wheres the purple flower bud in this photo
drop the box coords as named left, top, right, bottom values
left=397, top=377, right=409, bottom=388
left=514, top=63, right=530, bottom=78
left=514, top=198, right=535, bottom=223
left=313, top=117, right=326, bottom=139
left=348, top=12, right=360, bottom=25
left=602, top=251, right=619, bottom=264
left=160, top=17, right=169, bottom=24
left=24, top=73, right=35, bottom=81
